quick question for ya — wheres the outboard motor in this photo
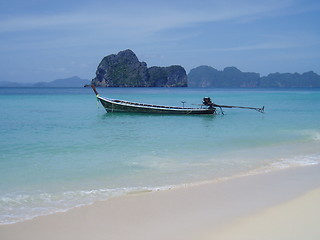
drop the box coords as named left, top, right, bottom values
left=203, top=97, right=215, bottom=109
left=203, top=97, right=213, bottom=106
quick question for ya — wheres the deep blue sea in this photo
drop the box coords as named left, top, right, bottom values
left=1, top=87, right=320, bottom=224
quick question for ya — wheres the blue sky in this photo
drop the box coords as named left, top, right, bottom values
left=1, top=0, right=320, bottom=83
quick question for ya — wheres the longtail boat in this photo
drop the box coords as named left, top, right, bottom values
left=91, top=85, right=264, bottom=115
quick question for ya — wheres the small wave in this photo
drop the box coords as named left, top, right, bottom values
left=298, top=129, right=320, bottom=141
left=243, top=154, right=320, bottom=177
left=185, top=153, right=320, bottom=188
left=0, top=185, right=174, bottom=225
left=313, top=133, right=320, bottom=141
left=271, top=155, right=320, bottom=169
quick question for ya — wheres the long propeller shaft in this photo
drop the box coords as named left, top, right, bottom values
left=213, top=104, right=265, bottom=113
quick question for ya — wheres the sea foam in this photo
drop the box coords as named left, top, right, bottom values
left=0, top=186, right=174, bottom=225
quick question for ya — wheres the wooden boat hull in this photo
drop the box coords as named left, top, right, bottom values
left=97, top=96, right=215, bottom=115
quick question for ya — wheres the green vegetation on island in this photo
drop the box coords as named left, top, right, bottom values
left=188, top=65, right=320, bottom=88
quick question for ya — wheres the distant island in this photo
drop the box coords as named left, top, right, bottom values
left=92, top=49, right=319, bottom=88
left=0, top=76, right=90, bottom=88
left=188, top=66, right=320, bottom=88
left=91, top=49, right=187, bottom=87
left=1, top=49, right=319, bottom=88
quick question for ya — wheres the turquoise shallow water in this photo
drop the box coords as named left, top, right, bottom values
left=0, top=87, right=320, bottom=224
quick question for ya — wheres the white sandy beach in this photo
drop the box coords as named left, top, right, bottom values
left=203, top=188, right=320, bottom=240
left=1, top=165, right=320, bottom=240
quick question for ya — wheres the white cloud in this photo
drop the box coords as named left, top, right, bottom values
left=0, top=1, right=296, bottom=34
left=0, top=13, right=95, bottom=32
left=208, top=42, right=301, bottom=52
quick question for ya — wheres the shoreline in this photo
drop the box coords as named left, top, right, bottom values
left=1, top=149, right=318, bottom=226
left=1, top=164, right=320, bottom=240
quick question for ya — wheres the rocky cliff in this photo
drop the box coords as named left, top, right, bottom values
left=92, top=49, right=187, bottom=87
left=148, top=66, right=187, bottom=87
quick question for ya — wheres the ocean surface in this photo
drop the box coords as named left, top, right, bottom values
left=1, top=87, right=320, bottom=224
